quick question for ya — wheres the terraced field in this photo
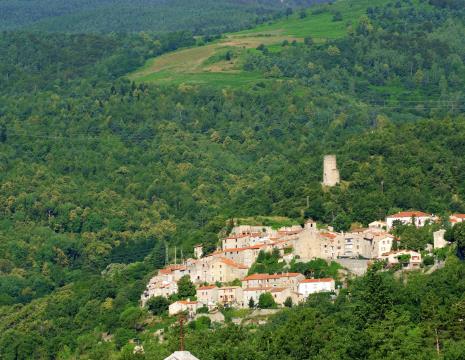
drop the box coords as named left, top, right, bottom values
left=128, top=0, right=389, bottom=88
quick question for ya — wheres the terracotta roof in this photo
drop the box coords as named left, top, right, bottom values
left=159, top=265, right=186, bottom=275
left=216, top=256, right=248, bottom=269
left=387, top=211, right=430, bottom=218
left=320, top=232, right=337, bottom=239
left=243, top=273, right=302, bottom=281
left=197, top=285, right=217, bottom=290
left=451, top=214, right=465, bottom=219
left=221, top=244, right=265, bottom=253
left=300, top=278, right=334, bottom=283
left=176, top=300, right=199, bottom=305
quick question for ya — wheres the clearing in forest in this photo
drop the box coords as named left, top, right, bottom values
left=128, top=0, right=389, bottom=88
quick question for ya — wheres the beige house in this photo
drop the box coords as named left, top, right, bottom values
left=168, top=300, right=200, bottom=317
left=196, top=285, right=219, bottom=308
left=217, top=245, right=264, bottom=267
left=369, top=220, right=387, bottom=230
left=218, top=286, right=243, bottom=307
left=242, top=273, right=304, bottom=290
left=141, top=280, right=177, bottom=306
left=379, top=250, right=422, bottom=270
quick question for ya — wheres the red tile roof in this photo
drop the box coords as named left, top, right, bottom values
left=320, top=232, right=337, bottom=239
left=243, top=273, right=302, bottom=281
left=177, top=300, right=199, bottom=305
left=387, top=211, right=430, bottom=218
left=451, top=214, right=465, bottom=219
left=158, top=264, right=186, bottom=275
left=300, top=278, right=334, bottom=283
left=221, top=244, right=266, bottom=253
left=216, top=256, right=248, bottom=269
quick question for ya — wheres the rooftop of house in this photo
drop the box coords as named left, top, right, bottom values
left=243, top=273, right=302, bottom=281
left=387, top=211, right=430, bottom=218
left=221, top=244, right=266, bottom=253
left=451, top=213, right=465, bottom=219
left=174, top=300, right=199, bottom=305
left=159, top=264, right=187, bottom=275
left=197, top=285, right=217, bottom=290
left=320, top=232, right=337, bottom=239
left=216, top=256, right=248, bottom=269
left=299, top=278, right=335, bottom=284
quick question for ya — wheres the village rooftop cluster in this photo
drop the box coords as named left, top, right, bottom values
left=141, top=211, right=459, bottom=317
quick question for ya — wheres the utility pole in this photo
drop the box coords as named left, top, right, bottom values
left=165, top=243, right=169, bottom=265
left=174, top=246, right=177, bottom=265
left=179, top=315, right=185, bottom=351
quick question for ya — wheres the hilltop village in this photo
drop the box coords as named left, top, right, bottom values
left=141, top=208, right=457, bottom=317
left=140, top=157, right=457, bottom=317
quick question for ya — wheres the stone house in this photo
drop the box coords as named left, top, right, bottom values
left=242, top=273, right=304, bottom=291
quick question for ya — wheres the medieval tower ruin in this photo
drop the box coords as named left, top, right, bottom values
left=322, top=155, right=340, bottom=187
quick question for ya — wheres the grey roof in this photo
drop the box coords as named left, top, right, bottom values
left=164, top=351, right=200, bottom=360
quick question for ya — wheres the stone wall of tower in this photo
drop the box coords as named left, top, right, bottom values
left=323, top=155, right=340, bottom=187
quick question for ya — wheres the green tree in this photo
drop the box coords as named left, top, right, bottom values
left=146, top=296, right=170, bottom=316
left=248, top=297, right=255, bottom=308
left=177, top=275, right=196, bottom=299
left=258, top=292, right=277, bottom=309
left=284, top=296, right=293, bottom=307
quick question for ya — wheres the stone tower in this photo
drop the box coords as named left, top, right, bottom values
left=323, top=155, right=340, bottom=187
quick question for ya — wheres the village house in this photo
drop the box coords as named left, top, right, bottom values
left=386, top=211, right=435, bottom=230
left=242, top=286, right=299, bottom=307
left=217, top=286, right=243, bottom=307
left=368, top=220, right=387, bottom=230
left=242, top=273, right=305, bottom=290
left=449, top=213, right=465, bottom=224
left=379, top=250, right=422, bottom=270
left=298, top=278, right=335, bottom=299
left=216, top=245, right=264, bottom=268
left=168, top=300, right=200, bottom=317
left=196, top=285, right=219, bottom=309
left=141, top=280, right=177, bottom=306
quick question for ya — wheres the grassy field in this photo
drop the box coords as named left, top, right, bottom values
left=128, top=0, right=390, bottom=88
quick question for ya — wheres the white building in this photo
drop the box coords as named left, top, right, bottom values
left=379, top=250, right=422, bottom=270
left=168, top=300, right=200, bottom=317
left=298, top=278, right=335, bottom=298
left=386, top=211, right=434, bottom=230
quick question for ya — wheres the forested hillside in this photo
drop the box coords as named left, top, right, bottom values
left=0, top=0, right=325, bottom=34
left=1, top=0, right=465, bottom=358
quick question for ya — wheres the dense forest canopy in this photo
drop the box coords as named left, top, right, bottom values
left=0, top=0, right=327, bottom=34
left=0, top=0, right=465, bottom=358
